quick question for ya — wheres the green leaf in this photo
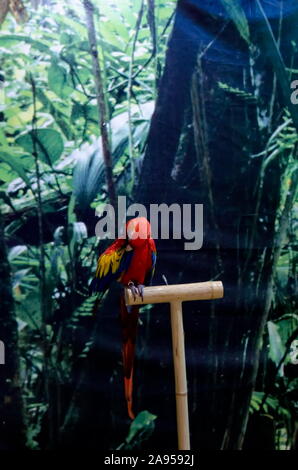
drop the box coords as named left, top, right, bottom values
left=67, top=194, right=77, bottom=224
left=71, top=102, right=84, bottom=122
left=0, top=163, right=18, bottom=183
left=250, top=391, right=264, bottom=412
left=220, top=0, right=250, bottom=44
left=47, top=62, right=73, bottom=99
left=98, top=6, right=129, bottom=41
left=54, top=14, right=88, bottom=40
left=0, top=34, right=52, bottom=54
left=72, top=101, right=154, bottom=209
left=117, top=410, right=157, bottom=450
left=8, top=245, right=28, bottom=261
left=0, top=129, right=8, bottom=146
left=36, top=88, right=74, bottom=140
left=250, top=392, right=284, bottom=416
left=276, top=314, right=298, bottom=347
left=16, top=129, right=64, bottom=165
left=126, top=411, right=157, bottom=443
left=12, top=268, right=31, bottom=289
left=72, top=222, right=87, bottom=243
left=0, top=150, right=31, bottom=186
left=71, top=296, right=97, bottom=320
left=267, top=321, right=285, bottom=370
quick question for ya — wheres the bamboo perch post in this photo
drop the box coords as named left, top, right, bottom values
left=125, top=281, right=224, bottom=450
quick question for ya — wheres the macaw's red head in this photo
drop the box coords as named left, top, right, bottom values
left=126, top=217, right=152, bottom=248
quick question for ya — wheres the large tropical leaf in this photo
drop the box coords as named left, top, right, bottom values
left=220, top=0, right=250, bottom=44
left=267, top=321, right=285, bottom=373
left=8, top=245, right=27, bottom=261
left=36, top=88, right=74, bottom=140
left=47, top=61, right=73, bottom=99
left=16, top=129, right=64, bottom=165
left=0, top=150, right=31, bottom=186
left=0, top=34, right=52, bottom=54
left=73, top=101, right=154, bottom=209
left=275, top=314, right=298, bottom=347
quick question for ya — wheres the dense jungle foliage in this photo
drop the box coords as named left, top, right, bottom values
left=0, top=0, right=297, bottom=450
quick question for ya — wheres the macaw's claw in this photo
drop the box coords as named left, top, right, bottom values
left=128, top=282, right=144, bottom=302
left=137, top=284, right=144, bottom=302
left=128, top=282, right=138, bottom=301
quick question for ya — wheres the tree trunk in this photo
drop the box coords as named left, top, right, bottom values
left=136, top=0, right=200, bottom=205
left=0, top=210, right=26, bottom=450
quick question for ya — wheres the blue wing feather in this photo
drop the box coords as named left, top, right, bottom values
left=144, top=251, right=156, bottom=286
left=90, top=248, right=133, bottom=294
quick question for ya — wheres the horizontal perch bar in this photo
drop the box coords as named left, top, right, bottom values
left=125, top=281, right=223, bottom=306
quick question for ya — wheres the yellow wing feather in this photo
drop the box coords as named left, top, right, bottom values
left=95, top=247, right=126, bottom=279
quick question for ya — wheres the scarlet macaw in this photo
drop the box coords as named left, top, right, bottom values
left=90, top=217, right=156, bottom=419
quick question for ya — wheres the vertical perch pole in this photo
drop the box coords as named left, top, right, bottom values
left=170, top=301, right=190, bottom=450
left=125, top=280, right=224, bottom=450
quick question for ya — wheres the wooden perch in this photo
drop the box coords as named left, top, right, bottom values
left=125, top=281, right=223, bottom=305
left=125, top=280, right=224, bottom=451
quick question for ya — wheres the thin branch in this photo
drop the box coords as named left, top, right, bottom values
left=127, top=0, right=145, bottom=185
left=61, top=54, right=96, bottom=100
left=110, top=65, right=152, bottom=93
left=29, top=74, right=53, bottom=445
left=33, top=136, right=65, bottom=197
left=132, top=9, right=175, bottom=82
left=83, top=0, right=117, bottom=209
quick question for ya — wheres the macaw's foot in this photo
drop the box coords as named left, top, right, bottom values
left=128, top=282, right=144, bottom=301
left=137, top=284, right=144, bottom=301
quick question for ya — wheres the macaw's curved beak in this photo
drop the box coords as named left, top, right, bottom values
left=126, top=217, right=152, bottom=248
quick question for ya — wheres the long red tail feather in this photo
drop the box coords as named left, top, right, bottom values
left=120, top=296, right=139, bottom=420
